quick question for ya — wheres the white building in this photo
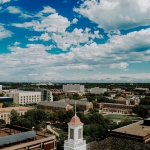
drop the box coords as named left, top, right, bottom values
left=63, top=84, right=85, bottom=93
left=9, top=91, right=41, bottom=105
left=91, top=87, right=107, bottom=94
left=64, top=114, right=86, bottom=150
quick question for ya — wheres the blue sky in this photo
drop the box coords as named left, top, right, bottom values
left=0, top=0, right=150, bottom=82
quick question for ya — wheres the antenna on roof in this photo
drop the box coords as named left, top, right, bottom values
left=75, top=101, right=77, bottom=116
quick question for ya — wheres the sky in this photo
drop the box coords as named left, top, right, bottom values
left=0, top=0, right=150, bottom=83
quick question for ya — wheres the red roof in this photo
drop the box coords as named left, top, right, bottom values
left=68, top=115, right=83, bottom=125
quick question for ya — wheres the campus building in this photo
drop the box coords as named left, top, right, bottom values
left=98, top=102, right=134, bottom=114
left=9, top=91, right=41, bottom=105
left=91, top=87, right=107, bottom=94
left=0, top=106, right=33, bottom=124
left=37, top=101, right=73, bottom=111
left=0, top=97, right=13, bottom=103
left=0, top=124, right=56, bottom=150
left=63, top=84, right=85, bottom=93
left=110, top=119, right=150, bottom=143
left=60, top=99, right=93, bottom=111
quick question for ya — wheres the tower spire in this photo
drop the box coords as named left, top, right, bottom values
left=75, top=101, right=77, bottom=116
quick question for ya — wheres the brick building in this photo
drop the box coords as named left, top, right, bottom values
left=37, top=101, right=73, bottom=111
left=59, top=99, right=93, bottom=111
left=0, top=106, right=33, bottom=124
left=0, top=124, right=56, bottom=150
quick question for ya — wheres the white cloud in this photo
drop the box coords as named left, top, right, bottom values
left=14, top=42, right=20, bottom=46
left=1, top=25, right=150, bottom=82
left=7, top=6, right=21, bottom=14
left=41, top=6, right=56, bottom=14
left=12, top=8, right=103, bottom=50
left=0, top=0, right=10, bottom=4
left=72, top=18, right=78, bottom=24
left=19, top=13, right=32, bottom=19
left=110, top=62, right=128, bottom=69
left=28, top=33, right=51, bottom=41
left=74, top=0, right=150, bottom=32
left=13, top=13, right=71, bottom=34
left=0, top=25, right=12, bottom=40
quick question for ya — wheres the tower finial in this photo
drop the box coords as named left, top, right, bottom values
left=75, top=101, right=76, bottom=116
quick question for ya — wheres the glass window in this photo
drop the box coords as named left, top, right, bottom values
left=70, top=128, right=74, bottom=139
left=78, top=128, right=82, bottom=139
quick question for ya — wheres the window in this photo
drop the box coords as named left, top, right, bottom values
left=70, top=128, right=74, bottom=139
left=78, top=128, right=82, bottom=139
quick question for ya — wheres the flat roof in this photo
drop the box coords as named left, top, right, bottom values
left=0, top=106, right=33, bottom=113
left=0, top=125, right=55, bottom=150
left=0, top=97, right=13, bottom=98
left=112, top=120, right=150, bottom=137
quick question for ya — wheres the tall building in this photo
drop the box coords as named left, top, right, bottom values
left=63, top=84, right=85, bottom=93
left=0, top=85, right=2, bottom=90
left=64, top=114, right=86, bottom=150
left=91, top=87, right=107, bottom=94
left=35, top=88, right=53, bottom=101
left=9, top=91, right=41, bottom=105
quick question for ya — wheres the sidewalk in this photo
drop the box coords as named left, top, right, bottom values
left=46, top=125, right=59, bottom=137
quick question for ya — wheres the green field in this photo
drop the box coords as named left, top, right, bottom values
left=104, top=114, right=142, bottom=121
left=52, top=127, right=67, bottom=135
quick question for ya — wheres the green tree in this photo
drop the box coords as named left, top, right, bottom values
left=10, top=109, right=20, bottom=125
left=118, top=117, right=132, bottom=127
left=0, top=119, right=5, bottom=124
left=103, top=92, right=111, bottom=97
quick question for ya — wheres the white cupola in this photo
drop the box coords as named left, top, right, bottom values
left=64, top=113, right=86, bottom=150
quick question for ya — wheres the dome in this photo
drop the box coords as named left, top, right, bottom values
left=68, top=115, right=83, bottom=125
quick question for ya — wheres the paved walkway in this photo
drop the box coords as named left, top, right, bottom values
left=46, top=125, right=59, bottom=137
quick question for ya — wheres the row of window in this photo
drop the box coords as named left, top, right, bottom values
left=19, top=95, right=40, bottom=98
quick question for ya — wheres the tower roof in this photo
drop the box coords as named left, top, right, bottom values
left=68, top=115, right=83, bottom=125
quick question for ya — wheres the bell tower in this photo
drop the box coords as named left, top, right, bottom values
left=64, top=113, right=86, bottom=150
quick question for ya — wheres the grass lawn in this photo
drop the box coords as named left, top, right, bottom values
left=52, top=127, right=67, bottom=135
left=104, top=114, right=142, bottom=121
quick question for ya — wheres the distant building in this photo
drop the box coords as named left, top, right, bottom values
left=98, top=102, right=134, bottom=114
left=35, top=88, right=53, bottom=101
left=0, top=85, right=2, bottom=90
left=60, top=99, right=93, bottom=111
left=37, top=101, right=73, bottom=111
left=135, top=88, right=149, bottom=91
left=0, top=106, right=33, bottom=124
left=0, top=97, right=13, bottom=103
left=91, top=87, right=107, bottom=94
left=110, top=119, right=150, bottom=143
left=9, top=91, right=41, bottom=105
left=63, top=84, right=85, bottom=93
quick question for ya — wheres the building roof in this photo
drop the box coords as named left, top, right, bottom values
left=112, top=120, right=150, bottom=137
left=37, top=101, right=72, bottom=108
left=99, top=102, right=134, bottom=106
left=68, top=115, right=83, bottom=126
left=0, top=125, right=56, bottom=150
left=10, top=91, right=41, bottom=94
left=117, top=97, right=126, bottom=100
left=0, top=97, right=13, bottom=99
left=0, top=131, right=36, bottom=146
left=60, top=99, right=91, bottom=106
left=0, top=106, right=33, bottom=113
